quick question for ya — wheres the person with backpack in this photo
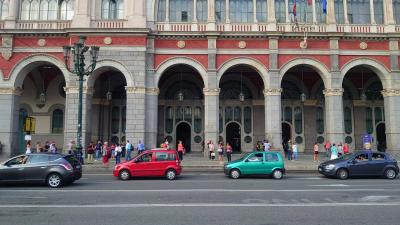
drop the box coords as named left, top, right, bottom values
left=115, top=143, right=122, bottom=164
left=125, top=140, right=133, bottom=161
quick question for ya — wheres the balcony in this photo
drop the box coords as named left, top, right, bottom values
left=94, top=20, right=125, bottom=29
left=16, top=21, right=71, bottom=30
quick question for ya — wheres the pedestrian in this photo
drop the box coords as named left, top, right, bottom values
left=36, top=142, right=43, bottom=153
left=256, top=141, right=263, bottom=151
left=282, top=140, right=288, bottom=158
left=44, top=141, right=50, bottom=152
left=49, top=141, right=57, bottom=153
left=330, top=143, right=338, bottom=160
left=137, top=140, right=145, bottom=155
left=337, top=142, right=344, bottom=157
left=87, top=141, right=95, bottom=164
left=125, top=140, right=133, bottom=161
left=177, top=140, right=184, bottom=161
left=102, top=142, right=110, bottom=167
left=343, top=143, right=349, bottom=155
left=115, top=143, right=122, bottom=164
left=207, top=140, right=215, bottom=160
left=313, top=142, right=319, bottom=162
left=287, top=140, right=292, bottom=160
left=292, top=141, right=298, bottom=160
left=95, top=140, right=102, bottom=160
left=25, top=141, right=32, bottom=154
left=324, top=141, right=331, bottom=158
left=263, top=139, right=271, bottom=152
left=218, top=141, right=224, bottom=164
left=164, top=137, right=169, bottom=149
left=111, top=143, right=116, bottom=159
left=67, top=140, right=73, bottom=154
left=226, top=142, right=232, bottom=162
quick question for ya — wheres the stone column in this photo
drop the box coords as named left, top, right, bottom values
left=285, top=0, right=290, bottom=23
left=63, top=86, right=93, bottom=154
left=370, top=0, right=376, bottom=24
left=0, top=87, right=22, bottom=159
left=264, top=88, right=282, bottom=149
left=323, top=88, right=345, bottom=145
left=166, top=0, right=170, bottom=22
left=225, top=0, right=230, bottom=23
left=71, top=0, right=91, bottom=28
left=267, top=0, right=276, bottom=23
left=203, top=88, right=220, bottom=149
left=384, top=0, right=395, bottom=24
left=207, top=0, right=216, bottom=30
left=382, top=89, right=400, bottom=156
left=4, top=0, right=19, bottom=29
left=193, top=0, right=198, bottom=22
left=125, top=87, right=146, bottom=146
left=145, top=88, right=159, bottom=149
left=343, top=0, right=349, bottom=24
left=253, top=0, right=257, bottom=23
left=326, top=0, right=336, bottom=24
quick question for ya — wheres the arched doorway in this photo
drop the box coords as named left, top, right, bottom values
left=226, top=122, right=241, bottom=153
left=281, top=122, right=292, bottom=143
left=376, top=123, right=386, bottom=152
left=176, top=122, right=191, bottom=153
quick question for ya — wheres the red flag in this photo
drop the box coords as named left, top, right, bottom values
left=293, top=0, right=297, bottom=17
left=307, top=0, right=312, bottom=5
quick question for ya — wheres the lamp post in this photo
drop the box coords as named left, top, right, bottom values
left=63, top=36, right=99, bottom=154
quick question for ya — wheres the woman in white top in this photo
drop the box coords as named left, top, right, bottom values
left=292, top=142, right=298, bottom=160
left=25, top=142, right=32, bottom=154
left=208, top=141, right=215, bottom=160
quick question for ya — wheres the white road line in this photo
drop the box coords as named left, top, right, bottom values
left=308, top=184, right=349, bottom=187
left=1, top=202, right=400, bottom=208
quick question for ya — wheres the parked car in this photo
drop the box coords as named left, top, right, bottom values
left=113, top=149, right=182, bottom=180
left=318, top=151, right=399, bottom=179
left=224, top=151, right=285, bottom=179
left=0, top=153, right=82, bottom=188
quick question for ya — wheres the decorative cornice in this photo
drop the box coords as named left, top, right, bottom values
left=203, top=88, right=220, bottom=96
left=263, top=88, right=282, bottom=96
left=381, top=89, right=400, bottom=97
left=64, top=86, right=93, bottom=95
left=0, top=87, right=23, bottom=96
left=145, top=88, right=160, bottom=95
left=125, top=86, right=146, bottom=94
left=323, top=88, right=344, bottom=96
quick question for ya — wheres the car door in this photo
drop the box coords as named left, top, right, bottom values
left=369, top=153, right=387, bottom=176
left=348, top=153, right=371, bottom=176
left=24, top=155, right=51, bottom=181
left=153, top=152, right=172, bottom=176
left=241, top=153, right=264, bottom=175
left=264, top=153, right=280, bottom=175
left=0, top=155, right=29, bottom=181
left=129, top=152, right=154, bottom=177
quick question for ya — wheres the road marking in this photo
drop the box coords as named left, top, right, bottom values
left=1, top=202, right=400, bottom=208
left=308, top=184, right=349, bottom=187
left=361, top=196, right=392, bottom=202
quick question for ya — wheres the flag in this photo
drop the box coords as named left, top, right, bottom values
left=307, top=0, right=312, bottom=5
left=293, top=0, right=297, bottom=17
left=322, top=0, right=327, bottom=14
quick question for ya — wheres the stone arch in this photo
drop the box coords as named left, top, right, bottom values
left=340, top=58, right=390, bottom=89
left=155, top=56, right=207, bottom=88
left=8, top=54, right=70, bottom=88
left=217, top=57, right=269, bottom=88
left=86, top=59, right=133, bottom=88
left=279, top=58, right=330, bottom=88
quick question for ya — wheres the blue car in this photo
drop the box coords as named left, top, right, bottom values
left=318, top=151, right=399, bottom=179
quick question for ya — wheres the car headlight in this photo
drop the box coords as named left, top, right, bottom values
left=325, top=164, right=335, bottom=170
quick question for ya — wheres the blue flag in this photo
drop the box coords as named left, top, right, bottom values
left=322, top=0, right=327, bottom=14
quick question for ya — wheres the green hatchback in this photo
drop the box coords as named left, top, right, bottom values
left=224, top=151, right=285, bottom=179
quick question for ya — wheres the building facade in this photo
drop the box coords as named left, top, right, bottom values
left=1, top=0, right=400, bottom=158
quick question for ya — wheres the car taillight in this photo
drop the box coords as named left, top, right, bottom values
left=176, top=160, right=180, bottom=166
left=61, top=163, right=72, bottom=171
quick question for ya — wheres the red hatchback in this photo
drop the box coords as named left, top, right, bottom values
left=113, top=149, right=182, bottom=180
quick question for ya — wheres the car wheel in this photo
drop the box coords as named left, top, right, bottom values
left=119, top=170, right=131, bottom=181
left=384, top=168, right=397, bottom=179
left=272, top=169, right=283, bottom=179
left=166, top=169, right=177, bottom=180
left=337, top=168, right=348, bottom=180
left=47, top=173, right=63, bottom=188
left=230, top=169, right=240, bottom=179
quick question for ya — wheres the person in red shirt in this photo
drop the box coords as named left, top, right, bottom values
left=177, top=140, right=184, bottom=161
left=343, top=143, right=349, bottom=154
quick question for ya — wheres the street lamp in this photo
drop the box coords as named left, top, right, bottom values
left=63, top=36, right=99, bottom=154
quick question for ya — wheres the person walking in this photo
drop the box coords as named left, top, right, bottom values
left=49, top=141, right=57, bottom=153
left=343, top=143, right=349, bottom=155
left=125, top=140, right=133, bottom=161
left=330, top=143, right=338, bottom=160
left=287, top=140, right=292, bottom=160
left=137, top=140, right=145, bottom=155
left=292, top=141, right=298, bottom=160
left=102, top=142, right=110, bottom=167
left=36, top=142, right=43, bottom=153
left=87, top=141, right=95, bottom=164
left=226, top=142, right=233, bottom=162
left=218, top=142, right=224, bottom=164
left=25, top=141, right=32, bottom=154
left=208, top=140, right=215, bottom=160
left=115, top=143, right=122, bottom=164
left=282, top=140, right=288, bottom=159
left=177, top=140, right=185, bottom=161
left=324, top=141, right=331, bottom=158
left=263, top=140, right=271, bottom=152
left=313, top=142, right=319, bottom=162
left=95, top=140, right=102, bottom=161
left=337, top=142, right=344, bottom=157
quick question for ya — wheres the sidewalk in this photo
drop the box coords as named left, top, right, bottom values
left=83, top=152, right=324, bottom=173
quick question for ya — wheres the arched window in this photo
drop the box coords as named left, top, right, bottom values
left=275, top=0, right=286, bottom=22
left=366, top=107, right=373, bottom=134
left=373, top=0, right=384, bottom=24
left=21, top=0, right=74, bottom=20
left=347, top=0, right=371, bottom=24
left=0, top=0, right=9, bottom=20
left=215, top=0, right=226, bottom=22
left=170, top=0, right=193, bottom=22
left=157, top=0, right=166, bottom=21
left=294, top=107, right=302, bottom=134
left=196, top=0, right=207, bottom=22
left=284, top=107, right=292, bottom=123
left=225, top=107, right=233, bottom=124
left=344, top=107, right=352, bottom=134
left=165, top=107, right=173, bottom=133
left=111, top=106, right=120, bottom=134
left=244, top=107, right=252, bottom=134
left=394, top=0, right=400, bottom=24
left=194, top=107, right=202, bottom=133
left=316, top=107, right=324, bottom=134
left=102, top=0, right=124, bottom=19
left=234, top=107, right=241, bottom=123
left=256, top=0, right=267, bottom=22
left=230, top=0, right=253, bottom=23
left=334, top=0, right=344, bottom=23
left=52, top=109, right=64, bottom=134
left=374, top=107, right=383, bottom=124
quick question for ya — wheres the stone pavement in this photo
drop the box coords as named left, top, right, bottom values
left=83, top=151, right=326, bottom=173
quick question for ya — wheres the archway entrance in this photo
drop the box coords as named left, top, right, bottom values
left=376, top=123, right=386, bottom=152
left=226, top=123, right=241, bottom=153
left=176, top=123, right=191, bottom=153
left=282, top=122, right=292, bottom=143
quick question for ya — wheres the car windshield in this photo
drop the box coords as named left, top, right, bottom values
left=339, top=153, right=353, bottom=160
left=236, top=153, right=252, bottom=161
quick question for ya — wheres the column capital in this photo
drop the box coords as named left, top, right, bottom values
left=125, top=86, right=146, bottom=94
left=64, top=86, right=93, bottom=95
left=0, top=87, right=23, bottom=96
left=323, top=88, right=343, bottom=96
left=145, top=88, right=160, bottom=95
left=263, top=88, right=282, bottom=96
left=381, top=89, right=400, bottom=97
left=203, top=88, right=220, bottom=96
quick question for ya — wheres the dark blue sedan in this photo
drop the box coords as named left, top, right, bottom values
left=318, top=151, right=399, bottom=179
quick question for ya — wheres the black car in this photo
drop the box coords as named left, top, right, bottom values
left=318, top=151, right=399, bottom=179
left=0, top=153, right=82, bottom=188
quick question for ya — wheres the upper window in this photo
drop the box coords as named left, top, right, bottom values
left=21, top=0, right=74, bottom=20
left=347, top=0, right=371, bottom=24
left=102, top=0, right=124, bottom=20
left=275, top=0, right=286, bottom=22
left=230, top=0, right=253, bottom=23
left=170, top=0, right=193, bottom=22
left=256, top=0, right=267, bottom=22
left=196, top=0, right=207, bottom=22
left=334, top=0, right=344, bottom=23
left=157, top=0, right=166, bottom=21
left=52, top=109, right=64, bottom=134
left=0, top=0, right=9, bottom=20
left=373, top=0, right=384, bottom=24
left=216, top=0, right=226, bottom=22
left=394, top=0, right=400, bottom=24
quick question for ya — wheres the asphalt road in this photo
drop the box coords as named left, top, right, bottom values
left=0, top=172, right=400, bottom=225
